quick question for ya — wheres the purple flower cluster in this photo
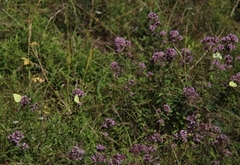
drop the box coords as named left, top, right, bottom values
left=148, top=12, right=161, bottom=33
left=130, top=144, right=158, bottom=163
left=146, top=71, right=154, bottom=78
left=163, top=104, right=171, bottom=114
left=185, top=114, right=232, bottom=157
left=181, top=48, right=193, bottom=64
left=110, top=62, right=120, bottom=70
left=230, top=72, right=240, bottom=84
left=96, top=144, right=106, bottom=152
left=91, top=144, right=107, bottom=163
left=221, top=33, right=238, bottom=51
left=211, top=59, right=226, bottom=70
left=103, top=118, right=115, bottom=128
left=130, top=144, right=156, bottom=155
left=146, top=133, right=163, bottom=143
left=201, top=36, right=219, bottom=48
left=183, top=87, right=199, bottom=101
left=224, top=54, right=234, bottom=65
left=110, top=62, right=121, bottom=77
left=201, top=34, right=238, bottom=52
left=68, top=146, right=85, bottom=160
left=211, top=53, right=234, bottom=70
left=109, top=153, right=126, bottom=165
left=213, top=160, right=220, bottom=165
left=114, top=37, right=131, bottom=53
left=168, top=30, right=183, bottom=42
left=91, top=144, right=126, bottom=164
left=165, top=48, right=178, bottom=61
left=222, top=148, right=232, bottom=157
left=30, top=103, right=39, bottom=111
left=8, top=131, right=24, bottom=146
left=8, top=131, right=29, bottom=150
left=152, top=48, right=178, bottom=64
left=91, top=153, right=107, bottom=163
left=138, top=62, right=146, bottom=69
left=20, top=95, right=31, bottom=106
left=174, top=130, right=188, bottom=142
left=152, top=51, right=165, bottom=63
left=73, top=88, right=84, bottom=97
left=186, top=114, right=198, bottom=125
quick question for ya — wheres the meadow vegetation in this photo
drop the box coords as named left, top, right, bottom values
left=0, top=0, right=240, bottom=164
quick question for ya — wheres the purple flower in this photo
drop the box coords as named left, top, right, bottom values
left=149, top=25, right=157, bottom=33
left=181, top=48, right=193, bottom=64
left=152, top=51, right=165, bottom=63
left=223, top=148, right=232, bottom=157
left=159, top=30, right=167, bottom=36
left=148, top=12, right=161, bottom=33
left=213, top=160, right=220, bottom=165
left=193, top=133, right=204, bottom=143
left=143, top=154, right=159, bottom=163
left=183, top=87, right=198, bottom=100
left=68, top=146, right=85, bottom=160
left=221, top=33, right=239, bottom=43
left=8, top=131, right=24, bottom=146
left=226, top=43, right=236, bottom=51
left=148, top=12, right=158, bottom=21
left=130, top=144, right=146, bottom=155
left=179, top=130, right=188, bottom=142
left=201, top=36, right=219, bottom=44
left=21, top=142, right=29, bottom=150
left=73, top=88, right=84, bottom=97
left=169, top=30, right=179, bottom=38
left=236, top=56, right=240, bottom=61
left=165, top=48, right=177, bottom=61
left=146, top=133, right=163, bottom=143
left=211, top=59, right=226, bottom=70
left=229, top=33, right=239, bottom=42
left=214, top=44, right=225, bottom=52
left=91, top=153, right=107, bottom=163
left=163, top=104, right=170, bottom=113
left=103, top=118, right=115, bottom=128
left=224, top=54, right=233, bottom=65
left=155, top=108, right=161, bottom=113
left=186, top=114, right=197, bottom=125
left=139, top=62, right=146, bottom=69
left=169, top=30, right=183, bottom=42
left=211, top=125, right=221, bottom=133
left=216, top=134, right=230, bottom=144
left=110, top=62, right=120, bottom=70
left=146, top=71, right=154, bottom=77
left=109, top=153, right=126, bottom=165
left=114, top=37, right=131, bottom=53
left=20, top=95, right=31, bottom=106
left=96, top=144, right=106, bottom=152
left=201, top=36, right=219, bottom=51
left=128, top=79, right=135, bottom=86
left=30, top=103, right=39, bottom=111
left=230, top=72, right=240, bottom=84
left=157, top=118, right=164, bottom=125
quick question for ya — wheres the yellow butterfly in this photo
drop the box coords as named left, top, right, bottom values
left=212, top=52, right=222, bottom=60
left=13, top=93, right=22, bottom=102
left=229, top=81, right=237, bottom=88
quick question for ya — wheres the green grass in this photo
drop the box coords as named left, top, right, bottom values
left=1, top=0, right=240, bottom=164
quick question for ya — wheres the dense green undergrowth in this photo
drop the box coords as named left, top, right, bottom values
left=1, top=0, right=240, bottom=164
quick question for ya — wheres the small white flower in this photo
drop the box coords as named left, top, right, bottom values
left=13, top=121, right=19, bottom=124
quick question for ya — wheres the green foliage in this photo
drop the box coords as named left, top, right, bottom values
left=0, top=0, right=240, bottom=164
